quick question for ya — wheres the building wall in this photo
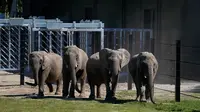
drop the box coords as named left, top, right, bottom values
left=23, top=0, right=200, bottom=84
left=181, top=0, right=200, bottom=81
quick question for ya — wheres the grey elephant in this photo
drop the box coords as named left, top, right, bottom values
left=128, top=51, right=158, bottom=104
left=62, top=45, right=88, bottom=98
left=25, top=51, right=63, bottom=97
left=86, top=52, right=104, bottom=99
left=99, top=48, right=130, bottom=101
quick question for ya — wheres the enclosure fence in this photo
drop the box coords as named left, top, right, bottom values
left=1, top=18, right=199, bottom=102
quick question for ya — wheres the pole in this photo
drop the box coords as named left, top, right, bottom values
left=175, top=40, right=181, bottom=102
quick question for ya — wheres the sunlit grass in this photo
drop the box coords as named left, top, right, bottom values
left=0, top=90, right=200, bottom=112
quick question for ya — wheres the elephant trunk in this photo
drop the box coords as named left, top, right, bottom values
left=110, top=60, right=119, bottom=96
left=69, top=60, right=81, bottom=93
left=33, top=66, right=39, bottom=86
left=25, top=64, right=39, bottom=87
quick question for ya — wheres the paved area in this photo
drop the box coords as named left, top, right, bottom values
left=0, top=71, right=199, bottom=100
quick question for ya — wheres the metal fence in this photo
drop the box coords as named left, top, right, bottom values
left=0, top=18, right=153, bottom=86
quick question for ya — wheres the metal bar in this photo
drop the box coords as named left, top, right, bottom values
left=60, top=31, right=63, bottom=56
left=38, top=31, right=41, bottom=50
left=8, top=26, right=11, bottom=69
left=85, top=32, right=88, bottom=54
left=18, top=26, right=21, bottom=69
left=61, top=28, right=103, bottom=32
left=100, top=29, right=104, bottom=49
left=143, top=31, right=146, bottom=51
left=123, top=30, right=126, bottom=48
left=49, top=31, right=52, bottom=52
left=113, top=30, right=116, bottom=49
left=71, top=31, right=74, bottom=45
left=139, top=30, right=143, bottom=52
left=120, top=29, right=122, bottom=48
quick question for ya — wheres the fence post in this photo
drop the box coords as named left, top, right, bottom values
left=175, top=40, right=181, bottom=102
left=20, top=38, right=25, bottom=85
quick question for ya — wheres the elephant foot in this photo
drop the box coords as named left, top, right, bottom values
left=55, top=91, right=62, bottom=95
left=62, top=95, right=68, bottom=99
left=89, top=94, right=95, bottom=100
left=62, top=92, right=68, bottom=99
left=78, top=94, right=84, bottom=98
left=105, top=96, right=117, bottom=101
left=68, top=95, right=75, bottom=99
left=135, top=97, right=139, bottom=102
left=97, top=95, right=101, bottom=98
left=37, top=92, right=44, bottom=98
left=139, top=99, right=147, bottom=102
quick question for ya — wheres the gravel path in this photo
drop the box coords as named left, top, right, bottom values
left=0, top=71, right=199, bottom=100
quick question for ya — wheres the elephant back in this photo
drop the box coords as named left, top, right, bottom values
left=128, top=54, right=139, bottom=74
left=137, top=52, right=158, bottom=78
left=90, top=52, right=99, bottom=60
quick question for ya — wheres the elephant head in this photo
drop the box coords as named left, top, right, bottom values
left=100, top=48, right=130, bottom=74
left=26, top=51, right=48, bottom=86
left=99, top=48, right=130, bottom=100
left=63, top=45, right=81, bottom=93
left=136, top=52, right=158, bottom=104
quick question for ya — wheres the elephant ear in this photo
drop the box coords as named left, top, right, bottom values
left=117, top=48, right=131, bottom=68
left=99, top=48, right=113, bottom=68
left=42, top=55, right=50, bottom=70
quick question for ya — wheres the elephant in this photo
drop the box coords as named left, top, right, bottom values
left=62, top=45, right=88, bottom=98
left=99, top=48, right=130, bottom=101
left=128, top=51, right=158, bottom=104
left=25, top=51, right=63, bottom=97
left=86, top=52, right=104, bottom=99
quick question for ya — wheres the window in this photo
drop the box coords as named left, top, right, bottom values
left=143, top=9, right=155, bottom=29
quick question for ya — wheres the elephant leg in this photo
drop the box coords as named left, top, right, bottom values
left=139, top=85, right=146, bottom=102
left=110, top=74, right=119, bottom=100
left=55, top=76, right=62, bottom=95
left=38, top=70, right=49, bottom=97
left=79, top=71, right=86, bottom=98
left=96, top=84, right=101, bottom=98
left=62, top=70, right=70, bottom=98
left=105, top=73, right=112, bottom=101
left=45, top=82, right=53, bottom=93
left=89, top=83, right=95, bottom=99
left=135, top=85, right=140, bottom=101
left=132, top=75, right=140, bottom=101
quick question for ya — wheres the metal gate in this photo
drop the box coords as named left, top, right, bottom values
left=0, top=18, right=105, bottom=72
left=0, top=21, right=31, bottom=71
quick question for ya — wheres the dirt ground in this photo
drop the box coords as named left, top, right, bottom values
left=0, top=71, right=200, bottom=100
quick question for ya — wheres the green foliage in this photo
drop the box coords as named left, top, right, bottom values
left=0, top=0, right=23, bottom=18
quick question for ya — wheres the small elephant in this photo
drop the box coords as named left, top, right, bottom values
left=62, top=45, right=88, bottom=98
left=99, top=48, right=130, bottom=101
left=86, top=52, right=104, bottom=99
left=128, top=52, right=158, bottom=104
left=25, top=51, right=63, bottom=97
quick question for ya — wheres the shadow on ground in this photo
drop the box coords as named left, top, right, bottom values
left=185, top=85, right=200, bottom=93
left=2, top=94, right=137, bottom=104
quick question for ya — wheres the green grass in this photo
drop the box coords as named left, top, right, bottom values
left=0, top=90, right=200, bottom=112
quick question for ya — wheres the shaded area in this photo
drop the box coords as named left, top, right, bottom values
left=3, top=93, right=138, bottom=104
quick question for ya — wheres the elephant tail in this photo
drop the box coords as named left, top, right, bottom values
left=148, top=65, right=156, bottom=104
